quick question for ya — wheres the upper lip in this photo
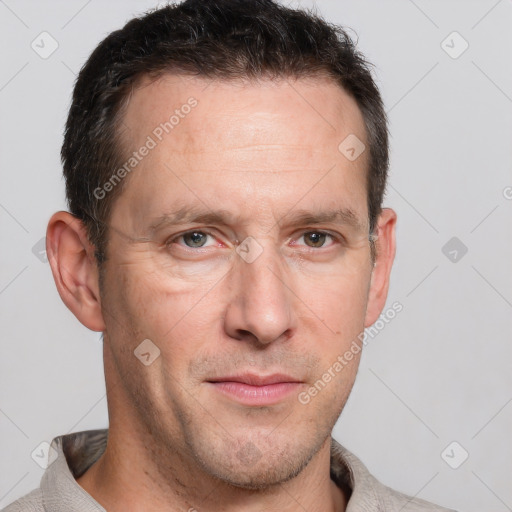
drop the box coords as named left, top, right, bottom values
left=207, top=373, right=303, bottom=386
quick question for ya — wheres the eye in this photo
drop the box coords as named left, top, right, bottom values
left=296, top=231, right=336, bottom=248
left=173, top=231, right=215, bottom=248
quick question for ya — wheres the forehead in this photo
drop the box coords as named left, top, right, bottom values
left=113, top=74, right=369, bottom=232
left=122, top=73, right=366, bottom=152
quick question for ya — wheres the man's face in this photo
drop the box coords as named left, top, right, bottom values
left=100, top=75, right=378, bottom=487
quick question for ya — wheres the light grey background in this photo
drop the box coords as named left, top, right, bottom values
left=1, top=0, right=511, bottom=510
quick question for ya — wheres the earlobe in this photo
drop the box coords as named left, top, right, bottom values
left=46, top=211, right=106, bottom=332
left=364, top=208, right=397, bottom=328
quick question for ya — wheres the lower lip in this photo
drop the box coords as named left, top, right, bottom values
left=208, top=381, right=302, bottom=406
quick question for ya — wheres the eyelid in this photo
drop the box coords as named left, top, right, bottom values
left=165, top=229, right=219, bottom=249
left=291, top=230, right=341, bottom=248
left=167, top=228, right=344, bottom=250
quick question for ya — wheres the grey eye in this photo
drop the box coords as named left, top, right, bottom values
left=183, top=231, right=208, bottom=247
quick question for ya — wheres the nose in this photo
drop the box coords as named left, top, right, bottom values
left=223, top=240, right=297, bottom=346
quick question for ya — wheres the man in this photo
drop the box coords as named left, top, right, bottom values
left=3, top=0, right=455, bottom=510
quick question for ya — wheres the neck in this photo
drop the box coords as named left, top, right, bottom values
left=76, top=424, right=348, bottom=512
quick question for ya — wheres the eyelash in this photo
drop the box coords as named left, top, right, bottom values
left=166, top=229, right=342, bottom=251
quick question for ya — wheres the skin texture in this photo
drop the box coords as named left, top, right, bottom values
left=46, top=75, right=396, bottom=512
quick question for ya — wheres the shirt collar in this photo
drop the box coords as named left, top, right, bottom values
left=41, top=429, right=380, bottom=511
left=41, top=431, right=106, bottom=512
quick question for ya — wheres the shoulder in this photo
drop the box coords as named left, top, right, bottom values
left=375, top=480, right=457, bottom=511
left=330, top=438, right=457, bottom=511
left=1, top=429, right=108, bottom=512
left=1, top=488, right=44, bottom=512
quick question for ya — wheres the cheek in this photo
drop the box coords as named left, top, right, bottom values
left=295, top=261, right=371, bottom=336
left=103, top=256, right=225, bottom=361
left=102, top=242, right=372, bottom=365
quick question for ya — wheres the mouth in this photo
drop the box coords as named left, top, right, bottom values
left=206, top=373, right=304, bottom=406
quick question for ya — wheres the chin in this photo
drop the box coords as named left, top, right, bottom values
left=222, top=460, right=310, bottom=490
left=188, top=432, right=322, bottom=490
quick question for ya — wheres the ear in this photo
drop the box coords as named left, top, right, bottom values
left=46, top=211, right=106, bottom=332
left=364, top=207, right=397, bottom=327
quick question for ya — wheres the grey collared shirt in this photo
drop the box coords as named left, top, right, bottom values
left=2, top=429, right=455, bottom=511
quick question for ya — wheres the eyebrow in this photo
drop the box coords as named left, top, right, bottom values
left=147, top=205, right=367, bottom=234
